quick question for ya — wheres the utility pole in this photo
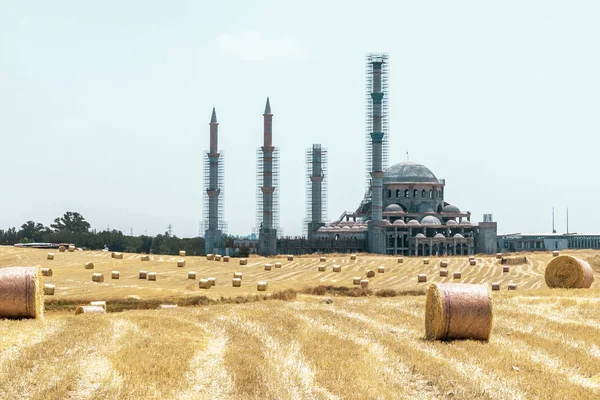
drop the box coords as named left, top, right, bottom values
left=168, top=224, right=173, bottom=236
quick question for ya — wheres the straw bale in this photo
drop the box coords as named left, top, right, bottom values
left=491, top=283, right=500, bottom=291
left=43, top=284, right=55, bottom=296
left=59, top=246, right=66, bottom=253
left=0, top=267, right=44, bottom=319
left=160, top=304, right=178, bottom=309
left=545, top=255, right=594, bottom=289
left=223, top=256, right=230, bottom=262
left=257, top=281, right=268, bottom=291
left=112, top=252, right=123, bottom=259
left=77, top=248, right=82, bottom=251
left=317, top=265, right=326, bottom=272
left=75, top=305, right=105, bottom=315
left=264, top=263, right=272, bottom=271
left=320, top=256, right=326, bottom=262
left=350, top=254, right=356, bottom=261
left=206, top=254, right=215, bottom=261
left=366, top=269, right=375, bottom=278
left=440, top=269, right=448, bottom=277
left=470, top=260, right=477, bottom=266
left=41, top=268, right=52, bottom=277
left=233, top=272, right=243, bottom=279
left=177, top=259, right=185, bottom=267
left=425, top=283, right=493, bottom=341
left=501, top=256, right=527, bottom=265
left=440, top=261, right=449, bottom=268
left=287, top=255, right=294, bottom=261
left=274, top=262, right=282, bottom=268
left=397, top=257, right=404, bottom=263
left=68, top=245, right=75, bottom=252
left=199, top=279, right=211, bottom=289
left=360, top=279, right=369, bottom=289
left=215, top=255, right=222, bottom=261
left=353, top=276, right=361, bottom=285
left=207, top=277, right=216, bottom=287
left=502, top=266, right=510, bottom=273
left=139, top=271, right=147, bottom=279
left=332, top=265, right=342, bottom=272
left=90, top=301, right=106, bottom=309
left=232, top=278, right=242, bottom=287
left=508, top=284, right=517, bottom=291
left=239, top=258, right=247, bottom=265
left=85, top=262, right=94, bottom=270
left=496, top=253, right=503, bottom=259
left=141, top=255, right=150, bottom=261
left=92, top=273, right=104, bottom=282
left=424, top=259, right=430, bottom=265
left=453, top=272, right=462, bottom=279
left=377, top=266, right=385, bottom=273
left=179, top=250, right=186, bottom=257
left=148, top=272, right=157, bottom=281
left=111, top=271, right=120, bottom=279
left=418, top=274, right=427, bottom=283
left=469, top=256, right=475, bottom=262
left=552, top=251, right=559, bottom=257
left=47, top=253, right=54, bottom=260
left=188, top=271, right=196, bottom=280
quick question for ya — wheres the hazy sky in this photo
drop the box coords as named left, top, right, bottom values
left=1, top=1, right=598, bottom=238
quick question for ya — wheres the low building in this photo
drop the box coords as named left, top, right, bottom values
left=497, top=233, right=600, bottom=252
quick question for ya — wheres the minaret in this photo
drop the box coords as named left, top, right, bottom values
left=306, top=144, right=327, bottom=236
left=258, top=98, right=278, bottom=255
left=204, top=107, right=223, bottom=254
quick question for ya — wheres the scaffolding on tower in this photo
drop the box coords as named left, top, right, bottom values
left=201, top=150, right=227, bottom=233
left=303, top=144, right=328, bottom=237
left=254, top=147, right=281, bottom=237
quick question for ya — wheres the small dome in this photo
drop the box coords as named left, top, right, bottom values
left=434, top=233, right=445, bottom=238
left=421, top=216, right=441, bottom=225
left=443, top=204, right=461, bottom=213
left=459, top=219, right=472, bottom=226
left=385, top=204, right=404, bottom=212
left=416, top=233, right=426, bottom=238
left=317, top=227, right=327, bottom=232
left=407, top=219, right=421, bottom=226
left=393, top=219, right=406, bottom=226
left=454, top=233, right=464, bottom=238
left=342, top=226, right=351, bottom=230
left=446, top=219, right=458, bottom=226
left=382, top=219, right=392, bottom=226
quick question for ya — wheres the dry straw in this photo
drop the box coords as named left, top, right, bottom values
left=287, top=255, right=294, bottom=261
left=47, top=253, right=54, bottom=260
left=440, top=269, right=448, bottom=277
left=232, top=278, right=242, bottom=287
left=501, top=256, right=527, bottom=265
left=43, top=284, right=55, bottom=296
left=179, top=250, right=186, bottom=257
left=223, top=256, right=230, bottom=262
left=332, top=265, right=342, bottom=272
left=188, top=271, right=196, bottom=280
left=264, top=263, right=272, bottom=271
left=418, top=274, right=427, bottom=283
left=75, top=305, right=105, bottom=315
left=425, top=283, right=493, bottom=341
left=58, top=246, right=66, bottom=253
left=453, top=272, right=462, bottom=279
left=350, top=254, right=357, bottom=261
left=111, top=271, right=120, bottom=279
left=239, top=258, right=247, bottom=265
left=545, top=255, right=594, bottom=289
left=41, top=268, right=52, bottom=277
left=177, top=259, right=185, bottom=267
left=508, top=284, right=517, bottom=291
left=397, top=257, right=404, bottom=264
left=92, top=273, right=104, bottom=282
left=160, top=304, right=177, bottom=309
left=424, top=259, right=430, bottom=265
left=257, top=281, right=268, bottom=291
left=353, top=276, right=361, bottom=285
left=148, top=272, right=157, bottom=281
left=491, top=282, right=500, bottom=291
left=199, top=279, right=210, bottom=289
left=0, top=267, right=44, bottom=319
left=141, top=255, right=150, bottom=261
left=274, top=262, right=282, bottom=269
left=112, top=252, right=123, bottom=259
left=320, top=256, right=326, bottom=262
left=207, top=277, right=217, bottom=287
left=139, top=271, right=147, bottom=279
left=317, top=265, right=326, bottom=272
left=85, top=262, right=94, bottom=270
left=366, top=269, right=375, bottom=278
left=90, top=301, right=106, bottom=309
left=360, top=279, right=369, bottom=288
left=233, top=272, right=242, bottom=279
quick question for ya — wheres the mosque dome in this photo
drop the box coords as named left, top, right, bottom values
left=407, top=219, right=421, bottom=227
left=392, top=219, right=406, bottom=226
left=434, top=233, right=445, bottom=238
left=382, top=219, right=392, bottom=226
left=383, top=161, right=439, bottom=185
left=421, top=216, right=441, bottom=225
left=454, top=233, right=464, bottom=238
left=416, top=233, right=426, bottom=238
left=446, top=219, right=458, bottom=226
left=342, top=226, right=351, bottom=230
left=385, top=204, right=404, bottom=212
left=442, top=204, right=461, bottom=213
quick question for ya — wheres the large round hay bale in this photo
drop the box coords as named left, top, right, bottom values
left=239, top=258, right=247, bottom=265
left=366, top=269, right=375, bottom=278
left=199, top=279, right=210, bottom=289
left=424, top=259, right=430, bottom=265
left=317, top=265, right=326, bottom=272
left=0, top=267, right=44, bottom=319
left=41, top=268, right=52, bottom=277
left=58, top=245, right=66, bottom=253
left=360, top=279, right=369, bottom=289
left=177, top=259, right=185, bottom=268
left=332, top=265, right=342, bottom=272
left=545, top=255, right=594, bottom=289
left=75, top=305, right=105, bottom=315
left=223, top=256, right=230, bottom=262
left=491, top=282, right=500, bottom=291
left=257, top=281, right=268, bottom=291
left=148, top=272, right=157, bottom=281
left=274, top=262, right=282, bottom=269
left=418, top=274, right=427, bottom=283
left=139, top=271, right=147, bottom=279
left=68, top=245, right=75, bottom=252
left=47, top=253, right=54, bottom=260
left=350, top=254, right=356, bottom=261
left=207, top=277, right=216, bottom=287
left=397, top=257, right=403, bottom=264
left=264, top=263, right=272, bottom=271
left=179, top=250, right=186, bottom=257
left=439, top=269, right=448, bottom=277
left=188, top=271, right=196, bottom=280
left=353, top=276, right=361, bottom=285
left=90, top=301, right=106, bottom=309
left=425, top=283, right=493, bottom=341
left=377, top=266, right=385, bottom=274
left=111, top=271, right=120, bottom=279
left=92, top=273, right=104, bottom=282
left=85, top=262, right=94, bottom=270
left=43, top=284, right=55, bottom=296
left=141, top=255, right=150, bottom=261
left=111, top=252, right=123, bottom=259
left=214, top=254, right=222, bottom=261
left=232, top=278, right=242, bottom=287
left=233, top=272, right=242, bottom=279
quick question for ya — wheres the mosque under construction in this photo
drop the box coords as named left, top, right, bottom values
left=203, top=53, right=498, bottom=256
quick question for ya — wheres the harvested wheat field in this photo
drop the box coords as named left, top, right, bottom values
left=1, top=247, right=600, bottom=399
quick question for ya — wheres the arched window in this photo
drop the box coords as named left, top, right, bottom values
left=421, top=189, right=426, bottom=198
left=429, top=190, right=433, bottom=199
left=413, top=189, right=418, bottom=198
left=405, top=189, right=409, bottom=198
left=395, top=189, right=400, bottom=197
left=387, top=189, right=392, bottom=198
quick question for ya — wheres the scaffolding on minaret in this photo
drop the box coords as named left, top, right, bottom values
left=303, top=144, right=328, bottom=237
left=254, top=147, right=280, bottom=237
left=201, top=150, right=227, bottom=233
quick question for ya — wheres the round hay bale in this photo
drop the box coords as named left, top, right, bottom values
left=257, top=281, right=268, bottom=291
left=377, top=266, right=385, bottom=274
left=0, top=267, right=44, bottom=319
left=206, top=254, right=215, bottom=261
left=264, top=263, right=272, bottom=271
left=491, top=282, right=500, bottom=291
left=319, top=256, right=326, bottom=262
left=111, top=271, right=120, bottom=279
left=199, top=279, right=210, bottom=289
left=317, top=265, right=326, bottom=272
left=139, top=271, right=147, bottom=279
left=274, top=262, right=282, bottom=269
left=214, top=255, right=222, bottom=261
left=440, top=269, right=448, bottom=277
left=223, top=256, right=230, bottom=262
left=360, top=279, right=369, bottom=288
left=85, top=262, right=94, bottom=270
left=545, top=255, right=594, bottom=289
left=418, top=274, right=427, bottom=283
left=47, top=253, right=54, bottom=260
left=58, top=245, right=66, bottom=253
left=90, top=301, right=106, bottom=309
left=332, top=265, right=342, bottom=272
left=552, top=251, right=559, bottom=257
left=508, top=284, right=517, bottom=291
left=141, top=255, right=150, bottom=261
left=43, top=284, right=55, bottom=296
left=352, top=276, right=361, bottom=285
left=179, top=250, right=186, bottom=257
left=453, top=272, right=462, bottom=279
left=366, top=269, right=375, bottom=278
left=424, top=259, right=430, bottom=265
left=350, top=254, right=356, bottom=261
left=75, top=305, right=105, bottom=315
left=188, top=271, right=196, bottom=280
left=177, top=259, right=186, bottom=268
left=207, top=277, right=216, bottom=287
left=233, top=272, right=242, bottom=279
left=92, top=273, right=104, bottom=282
left=502, top=266, right=510, bottom=273
left=148, top=272, right=157, bottom=281
left=232, top=278, right=242, bottom=287
left=425, top=283, right=493, bottom=341
left=41, top=268, right=52, bottom=277
left=239, top=258, right=247, bottom=265
left=68, top=245, right=75, bottom=252
left=111, top=252, right=123, bottom=259
left=397, top=257, right=404, bottom=263
left=496, top=253, right=503, bottom=259
left=287, top=255, right=294, bottom=261
left=469, top=260, right=477, bottom=266
left=440, top=261, right=449, bottom=268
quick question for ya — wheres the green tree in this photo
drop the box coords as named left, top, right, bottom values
left=20, top=221, right=50, bottom=242
left=51, top=211, right=91, bottom=233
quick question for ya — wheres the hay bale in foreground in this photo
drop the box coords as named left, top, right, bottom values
left=350, top=254, right=356, bottom=261
left=274, top=262, right=282, bottom=269
left=223, top=256, right=230, bottom=262
left=424, top=259, right=430, bottom=265
left=418, top=274, right=427, bottom=283
left=177, top=259, right=185, bottom=268
left=92, top=273, right=104, bottom=282
left=179, top=250, right=186, bottom=257
left=233, top=272, right=242, bottom=279
left=257, top=281, right=268, bottom=291
left=43, top=284, right=55, bottom=296
left=148, top=272, right=157, bottom=281
left=188, top=271, right=196, bottom=280
left=317, top=265, right=326, bottom=272
left=111, top=271, right=120, bottom=279
left=397, top=257, right=404, bottom=263
left=232, top=278, right=242, bottom=287
left=47, top=253, right=54, bottom=260
left=366, top=269, right=375, bottom=278
left=552, top=251, right=559, bottom=257
left=425, top=283, right=493, bottom=341
left=75, top=305, right=105, bottom=315
left=491, top=282, right=500, bottom=291
left=545, top=255, right=594, bottom=289
left=141, top=255, right=150, bottom=261
left=453, top=272, right=462, bottom=279
left=377, top=266, right=385, bottom=273
left=508, top=284, right=517, bottom=291
left=287, top=255, right=294, bottom=261
left=199, top=279, right=210, bottom=289
left=0, top=267, right=44, bottom=319
left=41, top=268, right=52, bottom=277
left=264, top=263, right=272, bottom=271
left=440, top=269, right=448, bottom=277
left=139, top=271, right=147, bottom=279
left=353, top=276, right=361, bottom=285
left=360, top=279, right=369, bottom=288
left=111, top=252, right=123, bottom=259
left=239, top=258, right=247, bottom=265
left=85, top=262, right=94, bottom=270
left=332, top=265, right=342, bottom=272
left=90, top=301, right=106, bottom=309
left=58, top=246, right=66, bottom=253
